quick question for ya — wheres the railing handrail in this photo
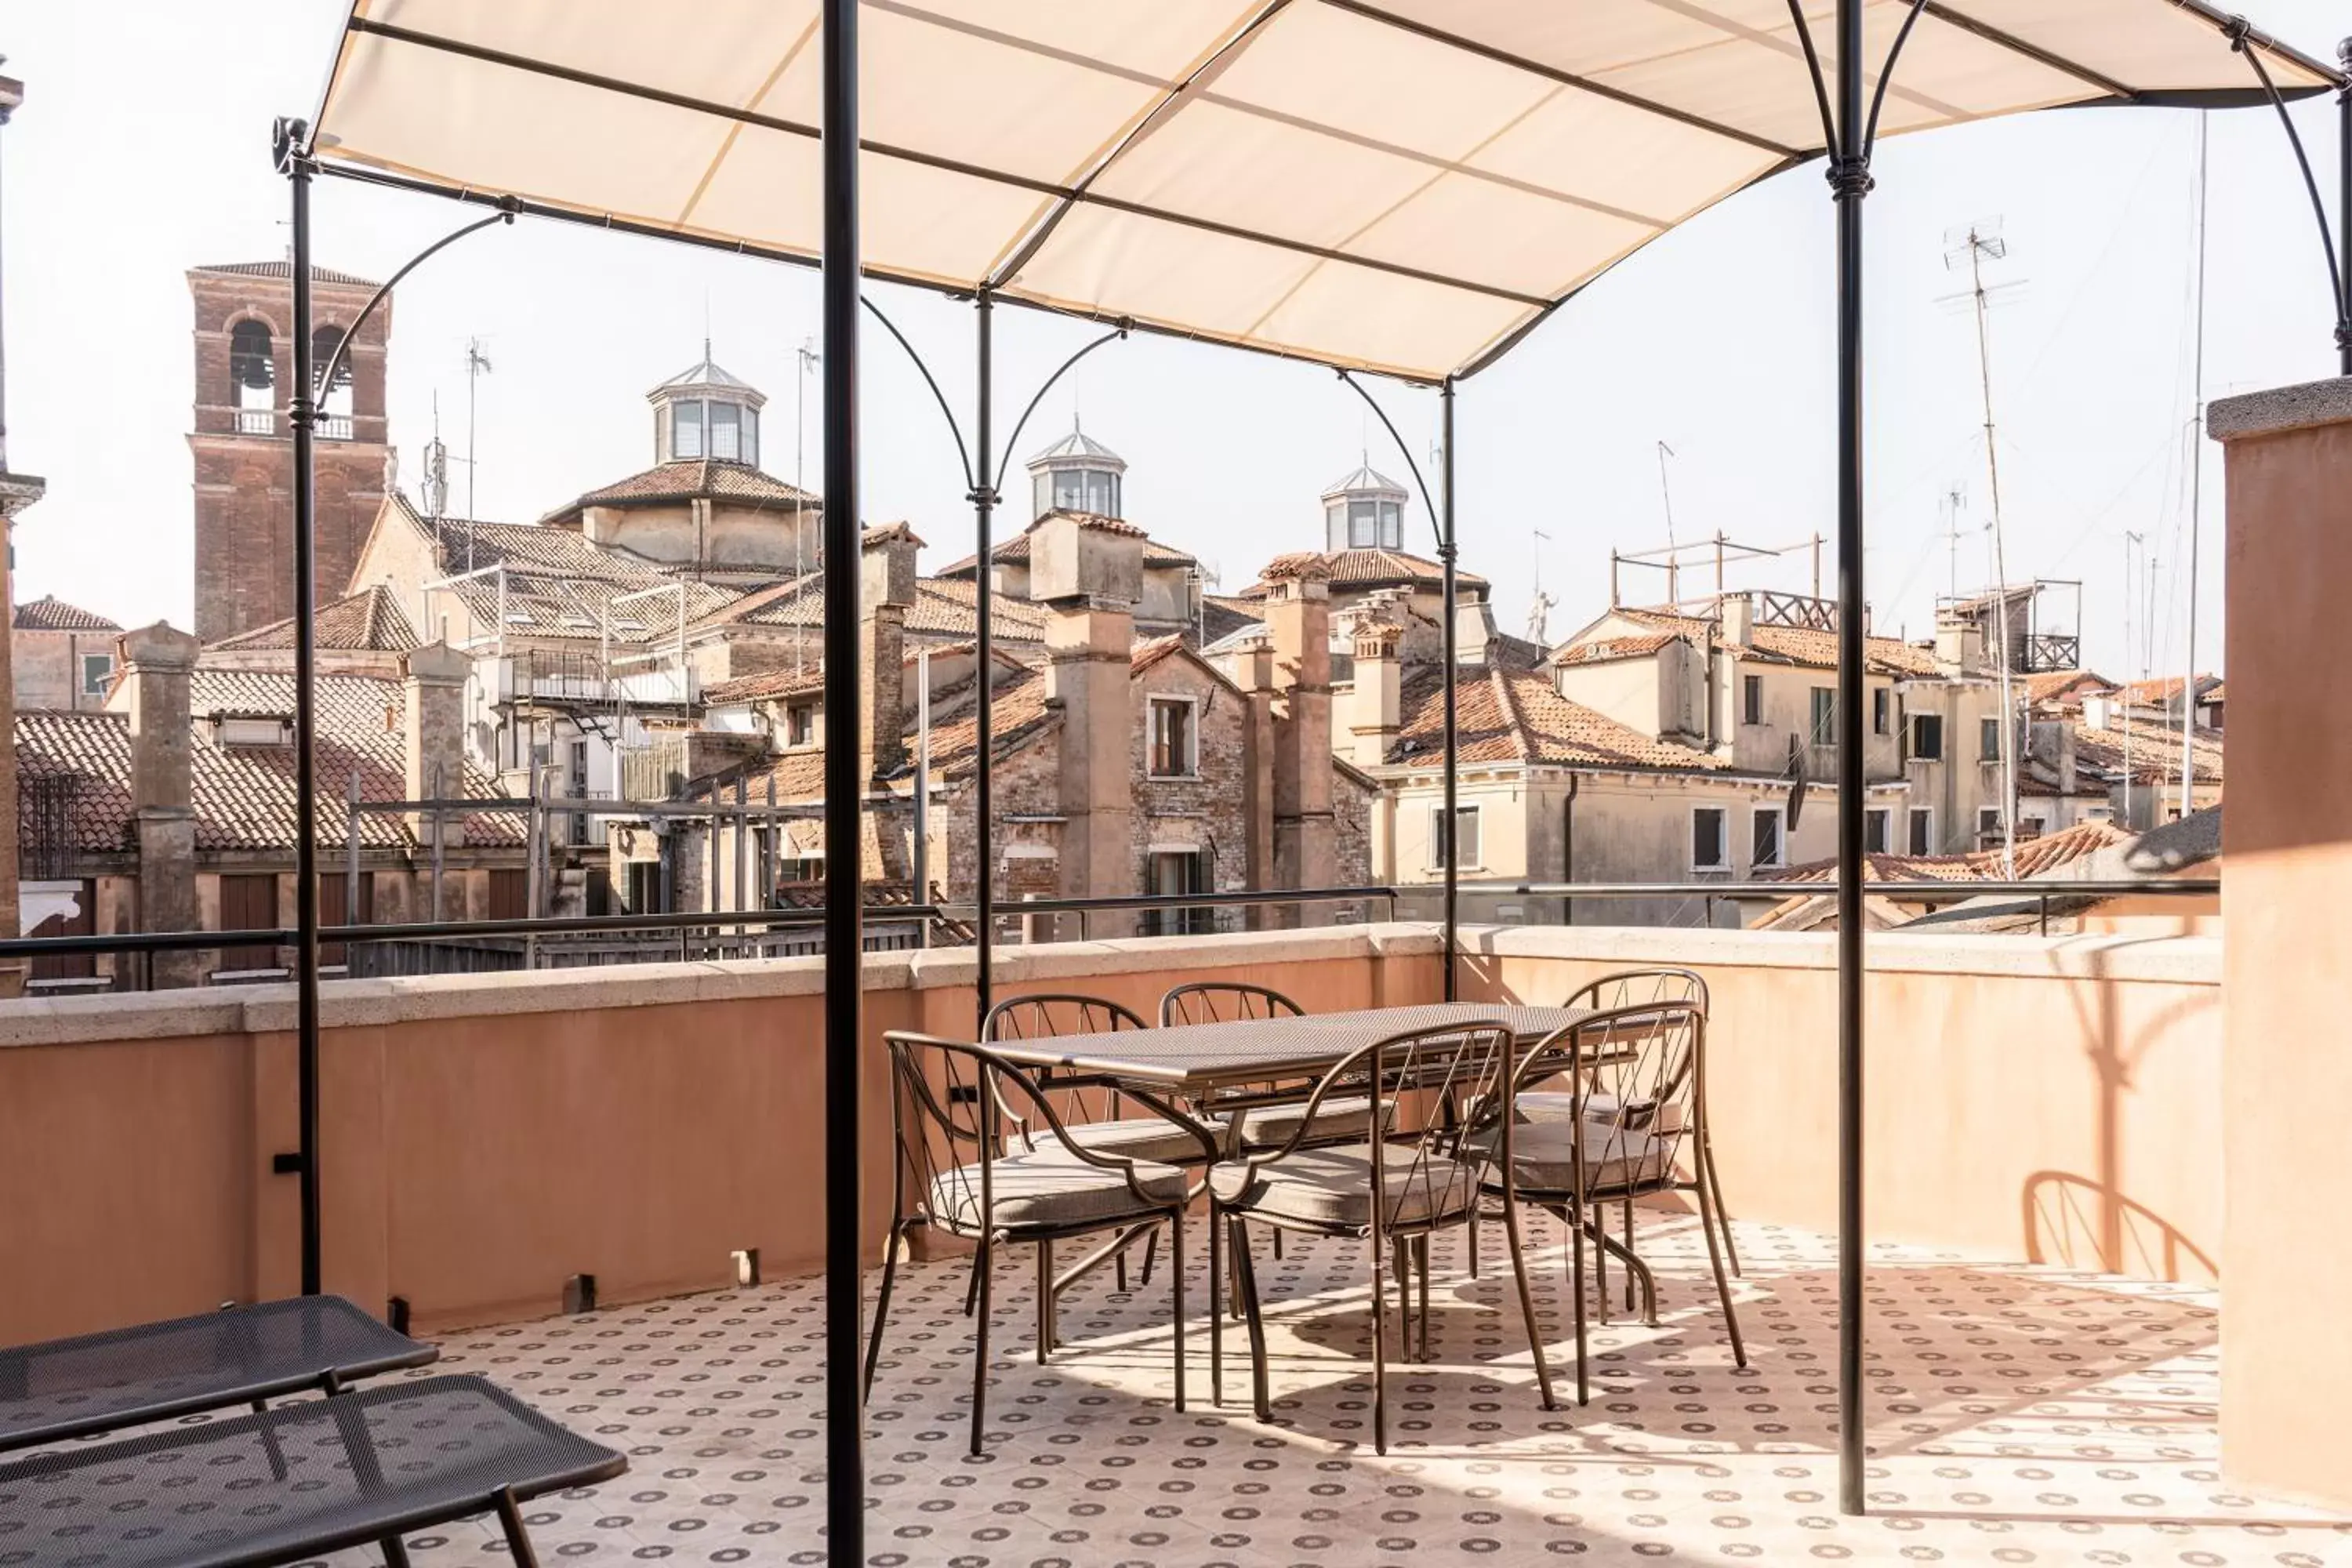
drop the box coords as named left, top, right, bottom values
left=0, top=876, right=2216, bottom=962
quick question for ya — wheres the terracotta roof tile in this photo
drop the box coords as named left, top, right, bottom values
left=1762, top=818, right=2132, bottom=888
left=543, top=459, right=816, bottom=521
left=2073, top=717, right=2223, bottom=784
left=209, top=586, right=419, bottom=653
left=938, top=511, right=1195, bottom=574
left=692, top=574, right=1047, bottom=642
left=1238, top=547, right=1486, bottom=599
left=1553, top=632, right=1676, bottom=666
left=12, top=596, right=121, bottom=633
left=1390, top=665, right=1724, bottom=773
left=2024, top=668, right=2117, bottom=705
left=703, top=667, right=828, bottom=706
left=16, top=672, right=521, bottom=856
left=191, top=260, right=381, bottom=288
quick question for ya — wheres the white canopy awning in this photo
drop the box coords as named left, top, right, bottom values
left=310, top=1, right=2337, bottom=381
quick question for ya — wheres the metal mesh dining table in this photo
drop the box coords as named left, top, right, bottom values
left=982, top=1002, right=1592, bottom=1095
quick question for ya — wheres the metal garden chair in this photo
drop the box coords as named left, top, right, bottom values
left=1477, top=1001, right=1746, bottom=1406
left=1205, top=1020, right=1553, bottom=1453
left=864, top=1029, right=1210, bottom=1457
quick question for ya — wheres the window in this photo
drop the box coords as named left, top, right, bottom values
left=2020, top=815, right=2048, bottom=839
left=1148, top=696, right=1197, bottom=778
left=1907, top=808, right=1934, bottom=856
left=1348, top=499, right=1378, bottom=548
left=1977, top=807, right=2004, bottom=844
left=672, top=400, right=705, bottom=459
left=1873, top=688, right=1891, bottom=735
left=1379, top=501, right=1402, bottom=549
left=1741, top=674, right=1762, bottom=726
left=1691, top=806, right=1729, bottom=872
left=1864, top=807, right=1891, bottom=854
left=1143, top=848, right=1212, bottom=937
left=786, top=703, right=815, bottom=749
left=1808, top=686, right=1836, bottom=746
left=739, top=404, right=759, bottom=467
left=710, top=400, right=742, bottom=461
left=1910, top=713, right=1944, bottom=761
left=217, top=873, right=280, bottom=972
left=1432, top=804, right=1481, bottom=870
left=1980, top=716, right=2002, bottom=760
left=1750, top=808, right=1784, bottom=869
left=488, top=868, right=529, bottom=921
left=78, top=653, right=113, bottom=699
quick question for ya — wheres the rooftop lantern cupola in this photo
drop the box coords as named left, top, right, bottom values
left=650, top=341, right=765, bottom=466
left=1323, top=461, right=1407, bottom=551
left=1027, top=417, right=1125, bottom=521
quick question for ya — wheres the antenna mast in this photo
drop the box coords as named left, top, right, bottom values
left=1654, top=440, right=1679, bottom=605
left=2180, top=113, right=2210, bottom=818
left=1947, top=220, right=2018, bottom=876
left=2122, top=531, right=2143, bottom=829
left=464, top=336, right=494, bottom=570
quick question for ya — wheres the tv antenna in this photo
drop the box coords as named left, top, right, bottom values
left=463, top=336, right=495, bottom=564
left=1941, top=217, right=2024, bottom=877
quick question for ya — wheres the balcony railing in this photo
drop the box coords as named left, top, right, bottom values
left=319, top=412, right=354, bottom=441
left=234, top=408, right=274, bottom=435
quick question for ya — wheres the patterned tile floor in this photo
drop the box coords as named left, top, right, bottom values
left=365, top=1215, right=2349, bottom=1566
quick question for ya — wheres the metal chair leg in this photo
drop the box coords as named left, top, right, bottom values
left=1138, top=1225, right=1160, bottom=1287
left=964, top=1247, right=984, bottom=1317
left=1208, top=1200, right=1225, bottom=1406
left=492, top=1486, right=539, bottom=1568
left=1415, top=1235, right=1431, bottom=1363
left=1498, top=1201, right=1555, bottom=1410
left=382, top=1537, right=413, bottom=1568
left=1036, top=1239, right=1055, bottom=1363
left=1622, top=1194, right=1637, bottom=1314
left=1392, top=1236, right=1414, bottom=1354
left=1565, top=1204, right=1588, bottom=1406
left=1232, top=1216, right=1272, bottom=1421
left=1168, top=1211, right=1187, bottom=1413
left=969, top=1234, right=994, bottom=1457
left=1695, top=1175, right=1748, bottom=1370
left=1701, top=1131, right=1742, bottom=1277
left=863, top=1217, right=906, bottom=1401
left=1369, top=1230, right=1389, bottom=1456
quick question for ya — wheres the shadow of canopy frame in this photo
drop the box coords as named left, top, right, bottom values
left=277, top=0, right=2347, bottom=1557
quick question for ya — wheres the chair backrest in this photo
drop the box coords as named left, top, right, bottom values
left=1231, top=1020, right=1516, bottom=1236
left=1512, top=1000, right=1708, bottom=1198
left=1159, top=981, right=1305, bottom=1028
left=978, top=993, right=1147, bottom=1148
left=982, top=993, right=1146, bottom=1041
left=880, top=1030, right=1181, bottom=1232
left=1565, top=967, right=1709, bottom=1017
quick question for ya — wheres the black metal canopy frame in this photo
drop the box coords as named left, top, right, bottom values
left=261, top=5, right=2352, bottom=1555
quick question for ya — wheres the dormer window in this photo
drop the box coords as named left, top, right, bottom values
left=212, top=713, right=292, bottom=748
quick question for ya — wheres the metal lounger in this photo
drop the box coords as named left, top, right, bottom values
left=0, top=1373, right=625, bottom=1568
left=0, top=1296, right=435, bottom=1455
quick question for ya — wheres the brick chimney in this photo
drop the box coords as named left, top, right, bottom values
left=1935, top=615, right=1984, bottom=676
left=1719, top=592, right=1755, bottom=647
left=1348, top=616, right=1403, bottom=769
left=1228, top=640, right=1277, bottom=928
left=122, top=622, right=201, bottom=987
left=860, top=522, right=921, bottom=783
left=402, top=641, right=470, bottom=851
left=1262, top=556, right=1336, bottom=924
left=1036, top=513, right=1144, bottom=935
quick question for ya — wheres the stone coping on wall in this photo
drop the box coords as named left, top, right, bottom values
left=2207, top=375, right=2352, bottom=441
left=0, top=921, right=2215, bottom=1048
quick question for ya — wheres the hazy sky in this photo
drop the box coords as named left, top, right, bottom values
left=6, top=2, right=2349, bottom=683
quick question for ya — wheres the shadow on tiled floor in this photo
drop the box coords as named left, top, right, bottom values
left=358, top=1215, right=2349, bottom=1566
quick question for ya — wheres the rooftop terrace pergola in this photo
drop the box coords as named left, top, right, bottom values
left=281, top=2, right=2343, bottom=1558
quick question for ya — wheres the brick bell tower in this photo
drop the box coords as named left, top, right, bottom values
left=187, top=261, right=391, bottom=642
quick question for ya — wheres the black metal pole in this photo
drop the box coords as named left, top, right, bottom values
left=277, top=118, right=325, bottom=1298
left=1830, top=0, right=1870, bottom=1519
left=2339, top=39, right=2351, bottom=376
left=973, top=292, right=996, bottom=1027
left=1439, top=378, right=1458, bottom=1001
left=818, top=0, right=866, bottom=1555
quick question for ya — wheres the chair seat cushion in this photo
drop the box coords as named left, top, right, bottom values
left=931, top=1150, right=1188, bottom=1235
left=1210, top=1145, right=1479, bottom=1231
left=1514, top=1091, right=1686, bottom=1135
left=1468, top=1121, right=1676, bottom=1196
left=1235, top=1094, right=1380, bottom=1152
left=1033, top=1116, right=1216, bottom=1166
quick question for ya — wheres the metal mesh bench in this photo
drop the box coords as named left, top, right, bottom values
left=0, top=1296, right=434, bottom=1455
left=0, top=1373, right=625, bottom=1568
